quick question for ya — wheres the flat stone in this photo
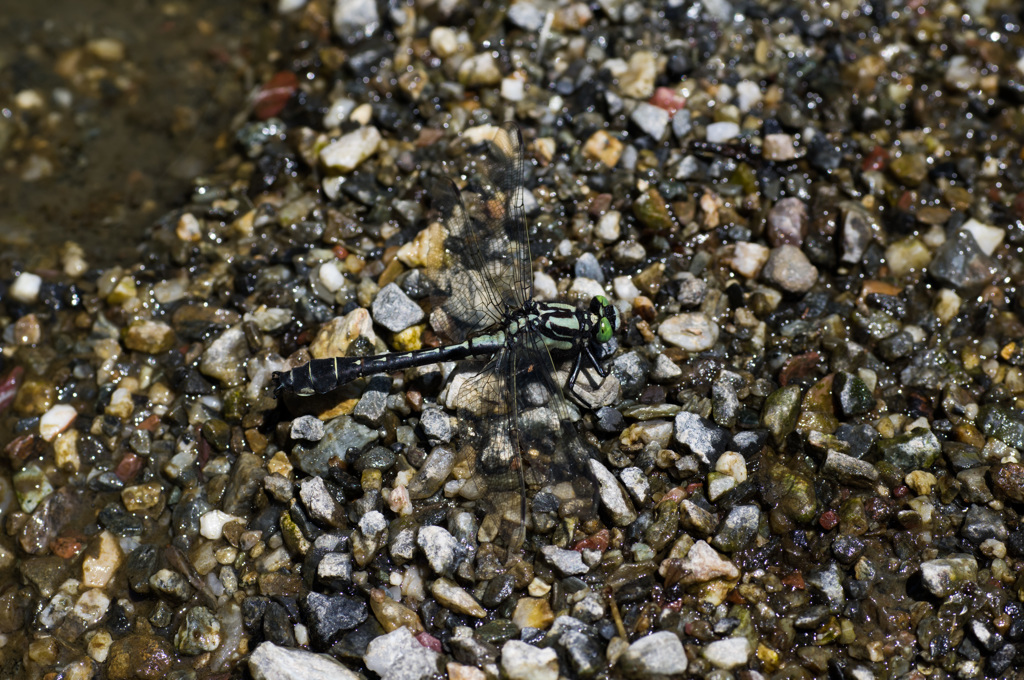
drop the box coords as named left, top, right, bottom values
left=618, top=630, right=688, bottom=678
left=249, top=640, right=363, bottom=680
left=364, top=627, right=442, bottom=680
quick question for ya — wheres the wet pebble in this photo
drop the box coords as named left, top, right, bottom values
left=303, top=591, right=368, bottom=648
left=249, top=641, right=362, bottom=680
left=540, top=545, right=589, bottom=576
left=501, top=640, right=558, bottom=680
left=657, top=313, right=719, bottom=351
left=702, top=636, right=751, bottom=670
left=289, top=415, right=324, bottom=441
left=761, top=245, right=818, bottom=293
left=372, top=283, right=425, bottom=333
left=618, top=630, right=688, bottom=678
left=174, top=606, right=220, bottom=655
left=417, top=525, right=459, bottom=575
left=364, top=626, right=442, bottom=680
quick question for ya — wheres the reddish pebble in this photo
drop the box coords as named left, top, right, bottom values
left=684, top=482, right=703, bottom=495
left=138, top=414, right=162, bottom=432
left=52, top=534, right=86, bottom=559
left=649, top=86, right=686, bottom=114
left=254, top=71, right=299, bottom=120
left=415, top=632, right=442, bottom=653
left=0, top=366, right=24, bottom=413
left=781, top=571, right=805, bottom=589
left=333, top=245, right=349, bottom=259
left=862, top=145, right=889, bottom=172
left=574, top=528, right=610, bottom=553
left=819, top=509, right=839, bottom=530
left=115, top=452, right=144, bottom=482
left=893, top=485, right=910, bottom=498
left=5, top=433, right=39, bottom=464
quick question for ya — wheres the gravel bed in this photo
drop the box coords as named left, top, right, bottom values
left=2, top=1, right=1024, bottom=679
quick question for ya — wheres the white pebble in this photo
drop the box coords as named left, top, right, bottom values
left=705, top=121, right=740, bottom=143
left=569, top=277, right=606, bottom=300
left=595, top=210, right=622, bottom=242
left=727, top=241, right=770, bottom=279
left=961, top=218, right=1004, bottom=256
left=533, top=271, right=557, bottom=301
left=318, top=262, right=345, bottom=293
left=501, top=76, right=525, bottom=102
left=715, top=451, right=747, bottom=483
left=430, top=26, right=459, bottom=58
left=10, top=272, right=42, bottom=304
left=735, top=80, right=763, bottom=112
left=613, top=275, right=641, bottom=304
left=40, top=404, right=78, bottom=442
left=200, top=510, right=243, bottom=540
left=320, top=126, right=381, bottom=172
left=658, top=313, right=720, bottom=352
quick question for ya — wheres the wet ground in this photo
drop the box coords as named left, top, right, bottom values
left=0, top=0, right=274, bottom=270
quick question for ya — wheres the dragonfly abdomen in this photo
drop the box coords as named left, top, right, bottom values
left=274, top=333, right=506, bottom=396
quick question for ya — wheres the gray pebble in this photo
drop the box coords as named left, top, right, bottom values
left=289, top=415, right=325, bottom=441
left=371, top=282, right=424, bottom=333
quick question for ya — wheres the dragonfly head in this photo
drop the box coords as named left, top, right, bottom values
left=589, top=295, right=619, bottom=344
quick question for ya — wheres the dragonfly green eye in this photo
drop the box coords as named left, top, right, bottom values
left=596, top=317, right=613, bottom=343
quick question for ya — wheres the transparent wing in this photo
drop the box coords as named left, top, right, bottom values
left=451, top=350, right=527, bottom=552
left=509, top=330, right=600, bottom=540
left=451, top=330, right=599, bottom=556
left=425, top=123, right=533, bottom=342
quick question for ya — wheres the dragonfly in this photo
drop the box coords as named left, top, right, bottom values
left=274, top=123, right=619, bottom=551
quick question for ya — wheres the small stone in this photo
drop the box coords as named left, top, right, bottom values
left=364, top=626, right=442, bottom=680
left=106, top=634, right=172, bottom=680
left=920, top=555, right=978, bottom=597
left=309, top=308, right=379, bottom=360
left=822, top=450, right=880, bottom=487
left=39, top=404, right=77, bottom=442
left=418, top=525, right=459, bottom=575
left=761, top=385, right=801, bottom=446
left=960, top=218, right=1004, bottom=256
left=541, top=545, right=589, bottom=576
left=595, top=211, right=621, bottom=242
left=431, top=578, right=486, bottom=618
left=149, top=568, right=191, bottom=601
left=711, top=505, right=759, bottom=553
left=766, top=197, right=808, bottom=247
left=299, top=476, right=344, bottom=528
left=762, top=245, right=818, bottom=294
left=200, top=325, right=249, bottom=386
left=124, top=320, right=176, bottom=354
left=706, top=121, right=740, bottom=143
left=199, top=509, right=243, bottom=540
left=674, top=411, right=730, bottom=466
left=630, top=102, right=670, bottom=140
left=290, top=415, right=325, bottom=441
left=582, top=130, right=623, bottom=167
left=618, top=51, right=656, bottom=99
left=929, top=230, right=999, bottom=290
left=332, top=0, right=379, bottom=40
left=667, top=540, right=739, bottom=585
left=458, top=53, right=503, bottom=87
left=512, top=597, right=554, bottom=630
left=121, top=482, right=163, bottom=514
left=618, top=631, right=688, bottom=678
left=321, top=126, right=381, bottom=172
left=303, top=591, right=368, bottom=648
left=763, top=133, right=797, bottom=161
left=702, top=637, right=751, bottom=669
left=81, top=530, right=122, bottom=589
left=878, top=428, right=941, bottom=470
left=501, top=640, right=559, bottom=680
left=174, top=606, right=220, bottom=655
left=10, top=272, right=43, bottom=303
left=372, top=283, right=425, bottom=333
left=658, top=313, right=719, bottom=352
left=588, top=459, right=638, bottom=525
left=726, top=241, right=770, bottom=279
left=249, top=641, right=363, bottom=680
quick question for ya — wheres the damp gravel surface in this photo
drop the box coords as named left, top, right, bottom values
left=2, top=1, right=1024, bottom=679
